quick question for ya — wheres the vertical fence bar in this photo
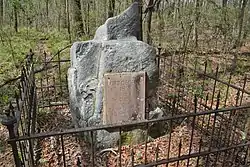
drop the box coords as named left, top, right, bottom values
left=205, top=92, right=220, bottom=166
left=223, top=90, right=240, bottom=152
left=163, top=55, right=166, bottom=76
left=170, top=51, right=173, bottom=79
left=77, top=156, right=81, bottom=167
left=176, top=139, right=182, bottom=167
left=221, top=150, right=228, bottom=167
left=217, top=112, right=224, bottom=147
left=31, top=88, right=37, bottom=135
left=61, top=134, right=66, bottom=167
left=210, top=66, right=219, bottom=109
left=90, top=131, right=95, bottom=167
left=206, top=95, right=212, bottom=133
left=27, top=79, right=33, bottom=136
left=119, top=128, right=122, bottom=167
left=243, top=145, right=249, bottom=166
left=29, top=73, right=36, bottom=135
left=22, top=141, right=28, bottom=162
left=53, top=76, right=57, bottom=102
left=186, top=95, right=197, bottom=167
left=235, top=90, right=240, bottom=107
left=167, top=117, right=173, bottom=162
left=224, top=74, right=232, bottom=107
left=21, top=71, right=28, bottom=131
left=201, top=94, right=209, bottom=130
left=144, top=123, right=149, bottom=165
left=199, top=61, right=207, bottom=109
left=40, top=78, right=44, bottom=108
left=18, top=141, right=26, bottom=167
left=131, top=148, right=134, bottom=167
left=28, top=138, right=35, bottom=167
left=221, top=96, right=238, bottom=166
left=65, top=74, right=68, bottom=102
left=168, top=98, right=176, bottom=163
left=15, top=92, right=24, bottom=135
left=44, top=51, right=49, bottom=93
left=239, top=75, right=247, bottom=106
left=155, top=144, right=159, bottom=167
left=177, top=64, right=184, bottom=111
left=15, top=93, right=23, bottom=166
left=230, top=90, right=241, bottom=145
left=196, top=138, right=203, bottom=166
left=57, top=52, right=63, bottom=99
left=212, top=92, right=221, bottom=166
left=2, top=117, right=21, bottom=167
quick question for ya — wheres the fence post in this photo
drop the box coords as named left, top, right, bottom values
left=1, top=115, right=21, bottom=167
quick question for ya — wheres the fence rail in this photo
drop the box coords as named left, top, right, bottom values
left=5, top=102, right=250, bottom=166
left=8, top=104, right=250, bottom=141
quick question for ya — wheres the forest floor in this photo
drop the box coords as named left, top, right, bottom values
left=0, top=107, right=205, bottom=167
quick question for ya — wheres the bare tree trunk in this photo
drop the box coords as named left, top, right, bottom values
left=0, top=0, right=3, bottom=28
left=56, top=0, right=61, bottom=31
left=193, top=0, right=200, bottom=48
left=81, top=0, right=90, bottom=36
left=134, top=0, right=143, bottom=41
left=108, top=0, right=115, bottom=18
left=103, top=0, right=107, bottom=22
left=231, top=0, right=248, bottom=73
left=46, top=0, right=49, bottom=18
left=242, top=8, right=250, bottom=41
left=66, top=0, right=71, bottom=42
left=93, top=0, right=97, bottom=28
left=235, top=0, right=249, bottom=47
left=146, top=0, right=154, bottom=44
left=157, top=0, right=164, bottom=45
left=222, top=0, right=228, bottom=7
left=72, top=0, right=84, bottom=37
left=61, top=0, right=67, bottom=28
left=221, top=0, right=228, bottom=51
left=95, top=0, right=99, bottom=28
left=36, top=0, right=41, bottom=30
left=46, top=0, right=49, bottom=29
left=222, top=0, right=228, bottom=26
left=139, top=0, right=143, bottom=41
left=173, top=0, right=180, bottom=23
left=87, top=0, right=90, bottom=35
left=14, top=2, right=18, bottom=32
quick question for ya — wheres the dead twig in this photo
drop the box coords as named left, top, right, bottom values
left=0, top=44, right=71, bottom=88
left=97, top=148, right=118, bottom=156
left=0, top=64, right=57, bottom=88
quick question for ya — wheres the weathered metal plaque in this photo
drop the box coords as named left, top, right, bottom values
left=103, top=72, right=146, bottom=125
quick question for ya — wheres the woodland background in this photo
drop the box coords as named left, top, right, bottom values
left=0, top=0, right=250, bottom=78
left=0, top=0, right=249, bottom=108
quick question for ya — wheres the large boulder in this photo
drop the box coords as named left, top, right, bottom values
left=94, top=2, right=140, bottom=40
left=68, top=2, right=158, bottom=148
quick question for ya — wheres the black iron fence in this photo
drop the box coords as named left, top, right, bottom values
left=4, top=102, right=250, bottom=167
left=35, top=45, right=71, bottom=110
left=1, top=51, right=37, bottom=166
left=1, top=46, right=250, bottom=167
left=156, top=47, right=249, bottom=110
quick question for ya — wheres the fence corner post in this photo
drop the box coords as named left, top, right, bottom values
left=1, top=115, right=21, bottom=167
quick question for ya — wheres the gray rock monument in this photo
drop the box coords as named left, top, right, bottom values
left=68, top=2, right=158, bottom=148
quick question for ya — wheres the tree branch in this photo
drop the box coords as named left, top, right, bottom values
left=0, top=64, right=57, bottom=88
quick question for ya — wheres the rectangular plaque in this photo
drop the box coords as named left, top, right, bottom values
left=103, top=72, right=146, bottom=125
